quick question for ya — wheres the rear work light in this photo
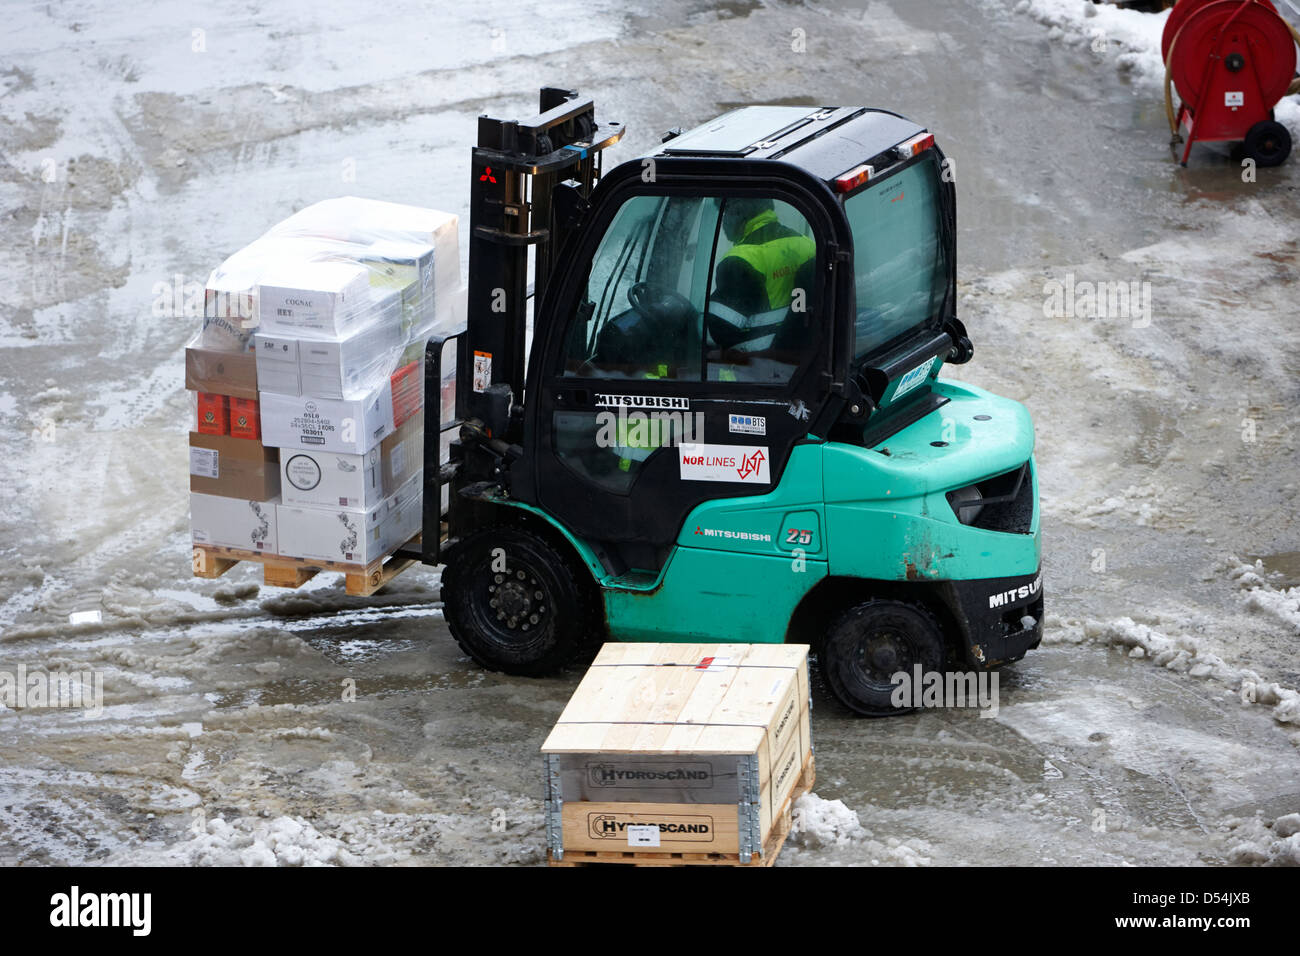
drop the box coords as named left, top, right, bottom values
left=900, top=132, right=936, bottom=156
left=834, top=164, right=875, bottom=192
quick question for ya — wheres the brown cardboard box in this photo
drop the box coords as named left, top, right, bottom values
left=189, top=432, right=280, bottom=500
left=186, top=347, right=258, bottom=400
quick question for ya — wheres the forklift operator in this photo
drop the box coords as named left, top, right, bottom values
left=706, top=197, right=817, bottom=370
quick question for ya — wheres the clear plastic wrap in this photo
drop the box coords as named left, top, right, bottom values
left=198, top=196, right=462, bottom=351
left=265, top=196, right=461, bottom=344
left=254, top=288, right=403, bottom=399
left=192, top=197, right=464, bottom=560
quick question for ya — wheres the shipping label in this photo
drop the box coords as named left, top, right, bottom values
left=678, top=443, right=770, bottom=484
left=189, top=448, right=219, bottom=479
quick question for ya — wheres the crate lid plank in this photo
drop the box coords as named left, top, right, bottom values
left=543, top=643, right=810, bottom=756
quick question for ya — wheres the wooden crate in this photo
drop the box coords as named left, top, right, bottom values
left=542, top=643, right=812, bottom=866
left=191, top=534, right=421, bottom=597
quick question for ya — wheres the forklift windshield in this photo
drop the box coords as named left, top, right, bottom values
left=560, top=193, right=819, bottom=386
left=846, top=153, right=948, bottom=359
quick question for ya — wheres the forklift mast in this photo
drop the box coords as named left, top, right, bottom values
left=462, top=88, right=625, bottom=424
left=416, top=89, right=623, bottom=568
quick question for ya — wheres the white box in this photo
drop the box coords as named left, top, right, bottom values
left=281, top=446, right=382, bottom=510
left=254, top=295, right=401, bottom=399
left=361, top=240, right=436, bottom=332
left=258, top=260, right=370, bottom=336
left=254, top=333, right=301, bottom=395
left=276, top=474, right=421, bottom=565
left=278, top=415, right=423, bottom=509
left=297, top=293, right=402, bottom=399
left=258, top=382, right=397, bottom=455
left=190, top=493, right=279, bottom=553
left=267, top=197, right=461, bottom=326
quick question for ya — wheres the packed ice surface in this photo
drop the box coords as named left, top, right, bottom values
left=2, top=0, right=1299, bottom=866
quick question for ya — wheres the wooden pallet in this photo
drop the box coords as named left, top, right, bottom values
left=192, top=535, right=421, bottom=597
left=548, top=754, right=815, bottom=868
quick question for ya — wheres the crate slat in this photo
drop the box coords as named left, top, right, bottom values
left=548, top=753, right=815, bottom=867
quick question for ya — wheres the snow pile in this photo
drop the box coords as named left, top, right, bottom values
left=787, top=793, right=933, bottom=865
left=122, top=811, right=447, bottom=866
left=1009, top=0, right=1300, bottom=136
left=790, top=792, right=867, bottom=848
left=1013, top=0, right=1169, bottom=82
left=151, top=815, right=367, bottom=867
left=1074, top=482, right=1180, bottom=528
left=1223, top=813, right=1300, bottom=866
left=1229, top=558, right=1300, bottom=634
left=1045, top=612, right=1300, bottom=728
left=1046, top=615, right=1235, bottom=680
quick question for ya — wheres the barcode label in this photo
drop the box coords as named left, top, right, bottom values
left=190, top=447, right=219, bottom=479
left=627, top=825, right=660, bottom=848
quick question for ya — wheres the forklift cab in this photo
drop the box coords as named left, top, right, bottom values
left=518, top=107, right=958, bottom=573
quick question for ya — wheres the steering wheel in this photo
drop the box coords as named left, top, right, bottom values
left=627, top=281, right=694, bottom=323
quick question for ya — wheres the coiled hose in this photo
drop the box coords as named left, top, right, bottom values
left=1164, top=12, right=1300, bottom=139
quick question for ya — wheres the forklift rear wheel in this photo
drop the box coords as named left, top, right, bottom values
left=1243, top=120, right=1291, bottom=168
left=441, top=527, right=602, bottom=677
left=821, top=600, right=945, bottom=716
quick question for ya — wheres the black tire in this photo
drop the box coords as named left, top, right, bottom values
left=441, top=526, right=604, bottom=676
left=1243, top=120, right=1291, bottom=168
left=821, top=600, right=945, bottom=716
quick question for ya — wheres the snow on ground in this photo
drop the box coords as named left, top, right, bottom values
left=2, top=0, right=1299, bottom=866
left=1013, top=0, right=1170, bottom=83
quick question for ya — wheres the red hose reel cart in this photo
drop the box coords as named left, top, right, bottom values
left=1162, top=0, right=1300, bottom=165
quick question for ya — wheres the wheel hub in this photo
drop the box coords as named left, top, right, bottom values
left=861, top=630, right=909, bottom=680
left=486, top=569, right=548, bottom=631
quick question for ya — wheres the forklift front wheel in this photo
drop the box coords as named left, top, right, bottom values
left=821, top=600, right=945, bottom=717
left=441, top=527, right=602, bottom=677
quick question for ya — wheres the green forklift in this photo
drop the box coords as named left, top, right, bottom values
left=412, top=89, right=1042, bottom=714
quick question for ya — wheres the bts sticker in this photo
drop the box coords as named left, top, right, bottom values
left=728, top=413, right=766, bottom=436
left=679, top=444, right=770, bottom=484
left=894, top=356, right=937, bottom=399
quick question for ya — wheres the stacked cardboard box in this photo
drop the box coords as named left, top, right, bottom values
left=186, top=343, right=281, bottom=553
left=189, top=196, right=463, bottom=569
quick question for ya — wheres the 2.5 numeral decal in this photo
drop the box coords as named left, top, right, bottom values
left=785, top=528, right=813, bottom=546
